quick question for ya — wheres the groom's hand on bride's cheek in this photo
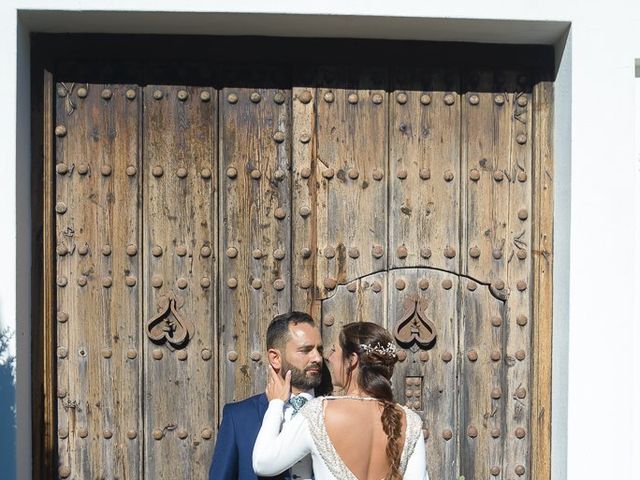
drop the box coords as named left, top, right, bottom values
left=266, top=364, right=291, bottom=402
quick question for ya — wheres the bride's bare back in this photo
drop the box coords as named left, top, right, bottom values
left=324, top=398, right=407, bottom=480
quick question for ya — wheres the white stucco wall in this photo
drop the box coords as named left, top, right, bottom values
left=1, top=1, right=638, bottom=479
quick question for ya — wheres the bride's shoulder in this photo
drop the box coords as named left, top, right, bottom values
left=300, top=396, right=324, bottom=414
left=309, top=396, right=328, bottom=405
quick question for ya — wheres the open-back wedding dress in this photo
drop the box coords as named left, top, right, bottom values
left=253, top=396, right=429, bottom=480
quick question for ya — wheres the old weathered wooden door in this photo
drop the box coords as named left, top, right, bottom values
left=313, top=68, right=550, bottom=480
left=52, top=64, right=551, bottom=479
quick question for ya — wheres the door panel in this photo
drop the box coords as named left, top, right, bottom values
left=387, top=269, right=459, bottom=479
left=55, top=83, right=142, bottom=479
left=461, top=70, right=534, bottom=477
left=458, top=278, right=507, bottom=478
left=314, top=67, right=389, bottom=296
left=142, top=85, right=217, bottom=478
left=389, top=69, right=461, bottom=272
left=219, top=84, right=292, bottom=405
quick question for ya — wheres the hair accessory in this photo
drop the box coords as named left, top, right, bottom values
left=359, top=342, right=398, bottom=358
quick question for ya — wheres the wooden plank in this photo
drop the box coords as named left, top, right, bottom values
left=39, top=69, right=57, bottom=480
left=461, top=70, right=514, bottom=285
left=55, top=83, right=142, bottom=479
left=389, top=69, right=460, bottom=272
left=457, top=280, right=506, bottom=479
left=502, top=72, right=534, bottom=479
left=531, top=79, right=554, bottom=480
left=219, top=83, right=292, bottom=404
left=143, top=85, right=217, bottom=479
left=291, top=80, right=317, bottom=314
left=314, top=66, right=388, bottom=297
left=386, top=269, right=458, bottom=480
left=461, top=70, right=534, bottom=479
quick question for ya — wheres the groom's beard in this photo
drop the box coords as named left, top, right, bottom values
left=280, top=359, right=322, bottom=391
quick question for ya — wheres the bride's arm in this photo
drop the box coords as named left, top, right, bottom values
left=404, top=436, right=429, bottom=480
left=252, top=399, right=312, bottom=476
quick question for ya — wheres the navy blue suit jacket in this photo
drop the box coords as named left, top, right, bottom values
left=209, top=393, right=283, bottom=480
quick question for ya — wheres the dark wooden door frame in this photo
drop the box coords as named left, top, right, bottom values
left=30, top=33, right=554, bottom=480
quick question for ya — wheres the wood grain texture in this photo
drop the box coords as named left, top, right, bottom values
left=219, top=84, right=292, bottom=404
left=291, top=83, right=317, bottom=315
left=143, top=85, right=217, bottom=479
left=461, top=70, right=534, bottom=479
left=389, top=69, right=461, bottom=272
left=502, top=72, right=533, bottom=480
left=387, top=269, right=459, bottom=480
left=45, top=64, right=552, bottom=480
left=461, top=71, right=514, bottom=285
left=314, top=67, right=388, bottom=297
left=55, top=83, right=142, bottom=479
left=41, top=70, right=57, bottom=480
left=458, top=280, right=506, bottom=478
left=319, top=272, right=388, bottom=374
left=531, top=79, right=554, bottom=480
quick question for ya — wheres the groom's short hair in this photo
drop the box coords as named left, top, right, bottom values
left=267, top=311, right=315, bottom=350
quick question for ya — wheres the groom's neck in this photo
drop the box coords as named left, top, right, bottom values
left=290, top=387, right=313, bottom=396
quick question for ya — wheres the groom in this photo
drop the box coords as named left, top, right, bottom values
left=209, top=311, right=325, bottom=480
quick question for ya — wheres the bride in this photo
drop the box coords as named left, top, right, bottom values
left=253, top=321, right=428, bottom=480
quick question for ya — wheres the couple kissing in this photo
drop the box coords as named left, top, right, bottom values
left=210, top=311, right=428, bottom=480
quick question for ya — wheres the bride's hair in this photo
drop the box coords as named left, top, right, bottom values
left=339, top=322, right=403, bottom=480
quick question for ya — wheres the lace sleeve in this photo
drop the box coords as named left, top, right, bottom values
left=252, top=399, right=313, bottom=476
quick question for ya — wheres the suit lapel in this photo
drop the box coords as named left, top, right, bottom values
left=257, top=393, right=268, bottom=420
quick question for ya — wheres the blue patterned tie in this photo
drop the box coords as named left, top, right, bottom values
left=289, top=396, right=308, bottom=416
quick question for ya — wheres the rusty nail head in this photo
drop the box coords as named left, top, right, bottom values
left=298, top=90, right=312, bottom=104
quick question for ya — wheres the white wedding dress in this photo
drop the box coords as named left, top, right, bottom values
left=253, top=396, right=429, bottom=480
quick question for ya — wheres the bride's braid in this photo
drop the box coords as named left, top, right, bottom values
left=340, top=322, right=403, bottom=480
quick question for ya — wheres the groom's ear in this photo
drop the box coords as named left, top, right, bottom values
left=267, top=348, right=282, bottom=371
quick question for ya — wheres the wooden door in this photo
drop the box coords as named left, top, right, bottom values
left=54, top=83, right=218, bottom=479
left=51, top=65, right=552, bottom=479
left=311, top=68, right=541, bottom=479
